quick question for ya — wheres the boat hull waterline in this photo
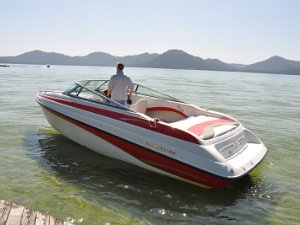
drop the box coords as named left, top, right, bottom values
left=36, top=80, right=267, bottom=188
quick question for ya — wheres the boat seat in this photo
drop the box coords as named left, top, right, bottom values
left=130, top=99, right=148, bottom=114
left=170, top=115, right=239, bottom=140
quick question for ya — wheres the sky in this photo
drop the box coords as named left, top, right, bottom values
left=1, top=0, right=300, bottom=64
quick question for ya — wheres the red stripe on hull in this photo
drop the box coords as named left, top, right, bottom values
left=42, top=105, right=233, bottom=188
left=39, top=94, right=199, bottom=144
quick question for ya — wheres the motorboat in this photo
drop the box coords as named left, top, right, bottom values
left=36, top=79, right=267, bottom=188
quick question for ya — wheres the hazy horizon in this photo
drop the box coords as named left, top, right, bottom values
left=1, top=49, right=298, bottom=66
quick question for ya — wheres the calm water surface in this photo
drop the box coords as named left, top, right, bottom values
left=0, top=65, right=299, bottom=225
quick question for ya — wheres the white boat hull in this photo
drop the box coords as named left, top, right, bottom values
left=36, top=79, right=267, bottom=188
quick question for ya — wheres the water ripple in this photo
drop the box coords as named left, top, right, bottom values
left=1, top=65, right=300, bottom=224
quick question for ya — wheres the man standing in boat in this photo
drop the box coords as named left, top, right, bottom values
left=108, top=62, right=134, bottom=105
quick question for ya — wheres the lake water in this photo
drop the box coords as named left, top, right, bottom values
left=0, top=64, right=299, bottom=225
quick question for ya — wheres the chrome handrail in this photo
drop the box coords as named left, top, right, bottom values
left=77, top=79, right=186, bottom=104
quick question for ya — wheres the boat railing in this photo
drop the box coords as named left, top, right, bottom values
left=133, top=83, right=187, bottom=103
left=77, top=79, right=187, bottom=104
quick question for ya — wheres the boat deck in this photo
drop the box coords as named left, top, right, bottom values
left=0, top=200, right=73, bottom=225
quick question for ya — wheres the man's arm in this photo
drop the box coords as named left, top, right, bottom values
left=128, top=78, right=134, bottom=96
left=107, top=86, right=112, bottom=97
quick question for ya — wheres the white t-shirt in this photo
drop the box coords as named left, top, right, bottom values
left=108, top=72, right=134, bottom=101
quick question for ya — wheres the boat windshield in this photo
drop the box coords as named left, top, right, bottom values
left=63, top=79, right=185, bottom=109
left=76, top=79, right=185, bottom=103
left=134, top=84, right=185, bottom=102
left=63, top=80, right=127, bottom=109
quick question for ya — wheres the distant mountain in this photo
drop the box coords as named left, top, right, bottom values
left=138, top=50, right=234, bottom=71
left=122, top=53, right=159, bottom=66
left=241, top=56, right=300, bottom=75
left=0, top=50, right=159, bottom=67
left=71, top=52, right=118, bottom=66
left=0, top=50, right=300, bottom=75
left=0, top=50, right=73, bottom=65
left=139, top=49, right=205, bottom=69
left=204, top=58, right=236, bottom=71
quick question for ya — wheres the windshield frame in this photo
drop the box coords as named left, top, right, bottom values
left=63, top=79, right=187, bottom=111
left=63, top=80, right=129, bottom=110
left=75, top=79, right=186, bottom=103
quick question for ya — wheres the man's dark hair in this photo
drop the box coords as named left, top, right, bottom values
left=117, top=63, right=124, bottom=70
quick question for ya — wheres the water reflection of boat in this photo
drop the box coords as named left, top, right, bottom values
left=36, top=79, right=267, bottom=188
